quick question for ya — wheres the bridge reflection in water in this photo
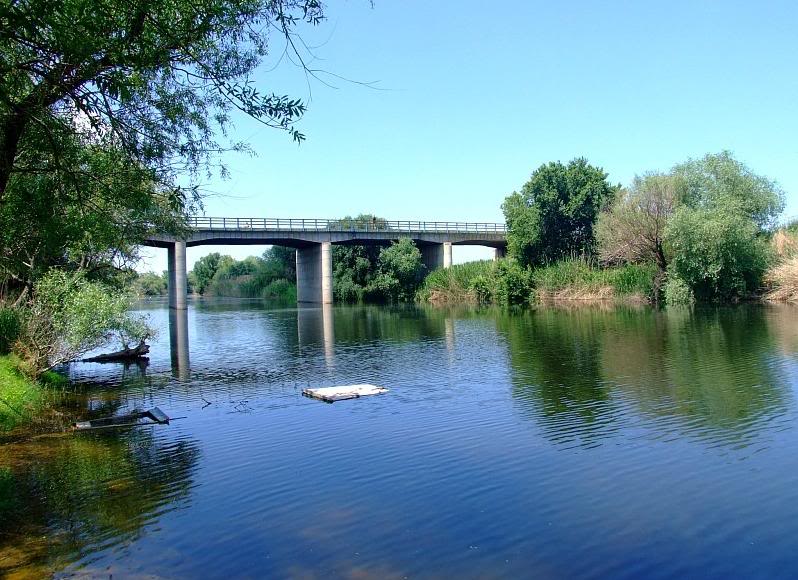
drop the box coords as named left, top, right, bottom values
left=169, top=308, right=190, bottom=379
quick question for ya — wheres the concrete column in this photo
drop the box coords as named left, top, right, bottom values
left=494, top=246, right=507, bottom=261
left=321, top=241, right=333, bottom=304
left=421, top=243, right=444, bottom=272
left=167, top=241, right=187, bottom=310
left=296, top=242, right=333, bottom=304
left=443, top=242, right=453, bottom=269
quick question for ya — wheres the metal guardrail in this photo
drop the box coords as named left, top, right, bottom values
left=187, top=217, right=507, bottom=234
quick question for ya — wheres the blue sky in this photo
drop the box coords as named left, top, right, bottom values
left=140, top=0, right=798, bottom=272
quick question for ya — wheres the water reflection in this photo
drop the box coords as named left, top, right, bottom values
left=500, top=305, right=792, bottom=448
left=169, top=308, right=190, bottom=379
left=297, top=304, right=335, bottom=369
left=0, top=428, right=200, bottom=577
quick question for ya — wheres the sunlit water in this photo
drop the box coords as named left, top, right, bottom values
left=2, top=300, right=798, bottom=578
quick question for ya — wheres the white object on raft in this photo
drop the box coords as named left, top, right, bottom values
left=302, top=384, right=389, bottom=403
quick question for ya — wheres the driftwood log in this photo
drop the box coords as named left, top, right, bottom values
left=83, top=340, right=150, bottom=363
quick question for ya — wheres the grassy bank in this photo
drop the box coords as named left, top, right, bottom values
left=531, top=260, right=656, bottom=302
left=0, top=355, right=65, bottom=433
left=418, top=258, right=657, bottom=305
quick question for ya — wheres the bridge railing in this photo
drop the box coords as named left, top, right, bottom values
left=187, top=217, right=507, bottom=233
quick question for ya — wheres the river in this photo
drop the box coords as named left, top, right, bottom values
left=2, top=300, right=798, bottom=578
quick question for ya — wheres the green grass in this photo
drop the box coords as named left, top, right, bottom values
left=0, top=354, right=45, bottom=432
left=417, top=260, right=496, bottom=303
left=531, top=258, right=656, bottom=300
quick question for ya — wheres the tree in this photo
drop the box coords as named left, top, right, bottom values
left=189, top=253, right=225, bottom=295
left=664, top=207, right=771, bottom=302
left=596, top=173, right=683, bottom=273
left=503, top=158, right=619, bottom=267
left=370, top=238, right=425, bottom=302
left=0, top=0, right=325, bottom=204
left=673, top=151, right=784, bottom=229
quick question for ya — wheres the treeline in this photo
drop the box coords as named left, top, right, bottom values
left=422, top=151, right=797, bottom=306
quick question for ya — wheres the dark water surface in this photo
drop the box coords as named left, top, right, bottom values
left=2, top=301, right=798, bottom=578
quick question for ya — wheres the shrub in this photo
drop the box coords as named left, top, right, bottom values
left=664, top=274, right=695, bottom=306
left=14, top=270, right=152, bottom=373
left=764, top=257, right=798, bottom=302
left=664, top=207, right=770, bottom=301
left=530, top=258, right=655, bottom=301
left=0, top=307, right=21, bottom=355
left=494, top=260, right=533, bottom=305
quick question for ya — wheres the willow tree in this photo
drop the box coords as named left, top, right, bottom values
left=0, top=0, right=329, bottom=291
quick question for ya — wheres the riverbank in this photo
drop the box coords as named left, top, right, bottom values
left=0, top=355, right=66, bottom=434
left=418, top=259, right=657, bottom=306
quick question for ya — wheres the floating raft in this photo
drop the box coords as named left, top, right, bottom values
left=302, top=384, right=389, bottom=403
left=74, top=407, right=170, bottom=430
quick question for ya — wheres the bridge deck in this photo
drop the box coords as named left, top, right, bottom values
left=186, top=217, right=507, bottom=234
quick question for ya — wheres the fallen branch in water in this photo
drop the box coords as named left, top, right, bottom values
left=82, top=340, right=150, bottom=363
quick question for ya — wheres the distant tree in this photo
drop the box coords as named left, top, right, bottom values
left=596, top=173, right=684, bottom=273
left=132, top=272, right=168, bottom=297
left=331, top=215, right=385, bottom=302
left=503, top=158, right=619, bottom=267
left=262, top=246, right=297, bottom=280
left=189, top=253, right=226, bottom=295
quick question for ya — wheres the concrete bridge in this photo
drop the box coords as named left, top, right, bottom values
left=144, top=217, right=508, bottom=308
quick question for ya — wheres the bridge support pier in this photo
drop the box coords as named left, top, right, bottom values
left=421, top=244, right=444, bottom=272
left=296, top=242, right=333, bottom=304
left=494, top=246, right=506, bottom=261
left=443, top=242, right=453, bottom=269
left=167, top=241, right=187, bottom=310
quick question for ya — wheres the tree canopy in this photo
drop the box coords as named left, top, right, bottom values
left=503, top=158, right=619, bottom=267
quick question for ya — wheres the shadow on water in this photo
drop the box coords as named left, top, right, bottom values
left=499, top=304, right=793, bottom=448
left=0, top=427, right=200, bottom=577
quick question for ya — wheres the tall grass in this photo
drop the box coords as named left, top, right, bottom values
left=531, top=259, right=656, bottom=301
left=417, top=261, right=496, bottom=303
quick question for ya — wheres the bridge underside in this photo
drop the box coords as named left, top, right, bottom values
left=148, top=231, right=507, bottom=308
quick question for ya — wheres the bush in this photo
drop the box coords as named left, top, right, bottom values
left=0, top=307, right=21, bottom=354
left=260, top=279, right=297, bottom=302
left=664, top=207, right=770, bottom=301
left=764, top=257, right=798, bottom=302
left=664, top=274, right=695, bottom=306
left=14, top=270, right=152, bottom=373
left=494, top=260, right=532, bottom=305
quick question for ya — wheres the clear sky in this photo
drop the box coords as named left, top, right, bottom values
left=139, top=0, right=798, bottom=272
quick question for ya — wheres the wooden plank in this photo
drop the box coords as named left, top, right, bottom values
left=146, top=407, right=170, bottom=424
left=302, top=384, right=389, bottom=403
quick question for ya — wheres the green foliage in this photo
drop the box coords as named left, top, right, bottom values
left=665, top=207, right=771, bottom=301
left=0, top=306, right=21, bottom=354
left=190, top=253, right=226, bottom=295
left=418, top=259, right=533, bottom=306
left=596, top=173, right=682, bottom=271
left=503, top=158, right=620, bottom=267
left=418, top=260, right=496, bottom=303
left=15, top=270, right=151, bottom=372
left=131, top=272, right=168, bottom=297
left=530, top=258, right=656, bottom=300
left=494, top=260, right=533, bottom=305
left=0, top=354, right=44, bottom=431
left=371, top=238, right=426, bottom=302
left=673, top=151, right=784, bottom=229
left=0, top=0, right=326, bottom=205
left=663, top=274, right=695, bottom=306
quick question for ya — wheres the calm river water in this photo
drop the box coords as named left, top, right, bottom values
left=2, top=300, right=798, bottom=578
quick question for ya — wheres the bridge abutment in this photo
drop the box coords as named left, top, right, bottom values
left=296, top=242, right=333, bottom=304
left=167, top=241, right=187, bottom=310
